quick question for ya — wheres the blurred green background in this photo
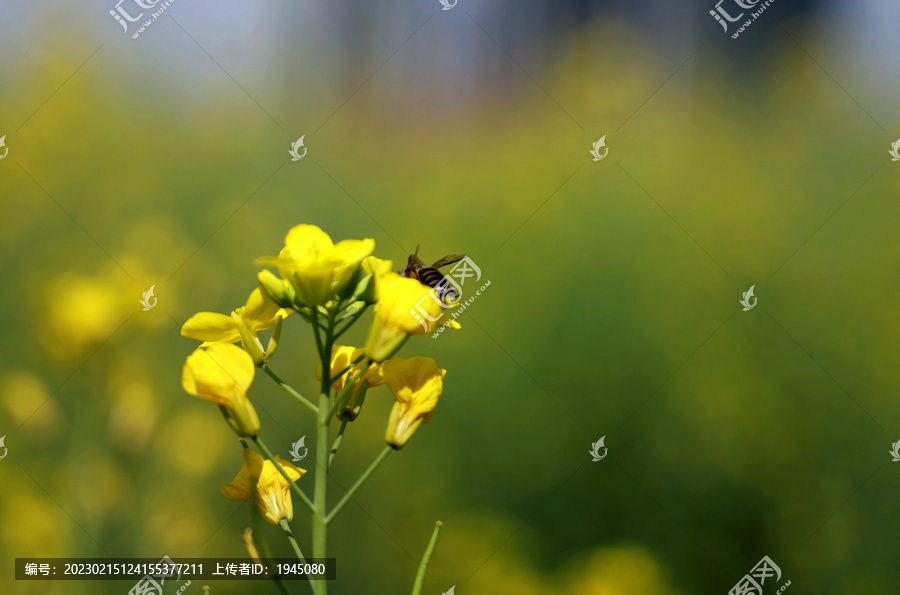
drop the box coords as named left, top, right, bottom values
left=2, top=0, right=900, bottom=593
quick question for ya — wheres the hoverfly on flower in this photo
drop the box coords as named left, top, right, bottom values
left=400, top=245, right=466, bottom=303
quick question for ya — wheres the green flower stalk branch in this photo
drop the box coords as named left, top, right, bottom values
left=261, top=364, right=318, bottom=414
left=411, top=521, right=444, bottom=595
left=326, top=447, right=393, bottom=525
left=179, top=224, right=456, bottom=594
left=328, top=420, right=349, bottom=470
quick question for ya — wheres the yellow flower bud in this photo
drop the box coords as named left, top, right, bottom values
left=237, top=321, right=265, bottom=366
left=257, top=270, right=296, bottom=309
left=316, top=345, right=384, bottom=422
left=359, top=256, right=394, bottom=305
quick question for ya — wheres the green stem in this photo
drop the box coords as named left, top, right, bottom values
left=328, top=419, right=349, bottom=470
left=280, top=519, right=315, bottom=595
left=411, top=521, right=443, bottom=595
left=326, top=446, right=393, bottom=525
left=311, top=307, right=326, bottom=362
left=333, top=304, right=369, bottom=340
left=253, top=437, right=316, bottom=514
left=279, top=519, right=307, bottom=561
left=311, top=306, right=336, bottom=595
left=261, top=364, right=318, bottom=415
left=250, top=504, right=294, bottom=595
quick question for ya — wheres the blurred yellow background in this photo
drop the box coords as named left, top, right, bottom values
left=2, top=0, right=900, bottom=593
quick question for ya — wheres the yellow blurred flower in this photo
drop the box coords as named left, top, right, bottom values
left=1, top=371, right=58, bottom=433
left=42, top=273, right=127, bottom=360
left=181, top=343, right=260, bottom=438
left=316, top=345, right=385, bottom=421
left=382, top=357, right=446, bottom=448
left=221, top=449, right=306, bottom=526
left=181, top=288, right=290, bottom=364
left=365, top=273, right=445, bottom=361
left=257, top=224, right=374, bottom=307
left=563, top=545, right=682, bottom=595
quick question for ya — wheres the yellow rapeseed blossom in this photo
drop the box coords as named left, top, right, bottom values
left=257, top=224, right=374, bottom=307
left=316, top=345, right=385, bottom=421
left=382, top=357, right=446, bottom=448
left=365, top=273, right=445, bottom=361
left=181, top=288, right=291, bottom=364
left=221, top=449, right=306, bottom=526
left=182, top=343, right=260, bottom=438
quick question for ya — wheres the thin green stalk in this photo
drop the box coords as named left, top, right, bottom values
left=280, top=519, right=315, bottom=594
left=249, top=505, right=294, bottom=595
left=261, top=364, right=318, bottom=415
left=333, top=304, right=369, bottom=340
left=311, top=307, right=326, bottom=362
left=279, top=519, right=307, bottom=562
left=253, top=437, right=316, bottom=514
left=411, top=521, right=443, bottom=595
left=329, top=353, right=366, bottom=385
left=325, top=446, right=393, bottom=525
left=328, top=419, right=348, bottom=470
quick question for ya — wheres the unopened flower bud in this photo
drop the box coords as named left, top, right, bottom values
left=258, top=270, right=295, bottom=309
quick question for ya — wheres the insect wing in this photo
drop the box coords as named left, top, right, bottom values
left=431, top=254, right=466, bottom=269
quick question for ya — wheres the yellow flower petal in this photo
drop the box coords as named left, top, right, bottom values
left=381, top=357, right=446, bottom=448
left=365, top=273, right=446, bottom=361
left=241, top=288, right=282, bottom=332
left=362, top=256, right=393, bottom=277
left=269, top=225, right=374, bottom=307
left=181, top=312, right=241, bottom=343
left=221, top=450, right=306, bottom=525
left=182, top=343, right=260, bottom=437
left=221, top=449, right=265, bottom=502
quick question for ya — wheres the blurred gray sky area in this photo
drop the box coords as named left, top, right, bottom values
left=1, top=0, right=898, bottom=135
